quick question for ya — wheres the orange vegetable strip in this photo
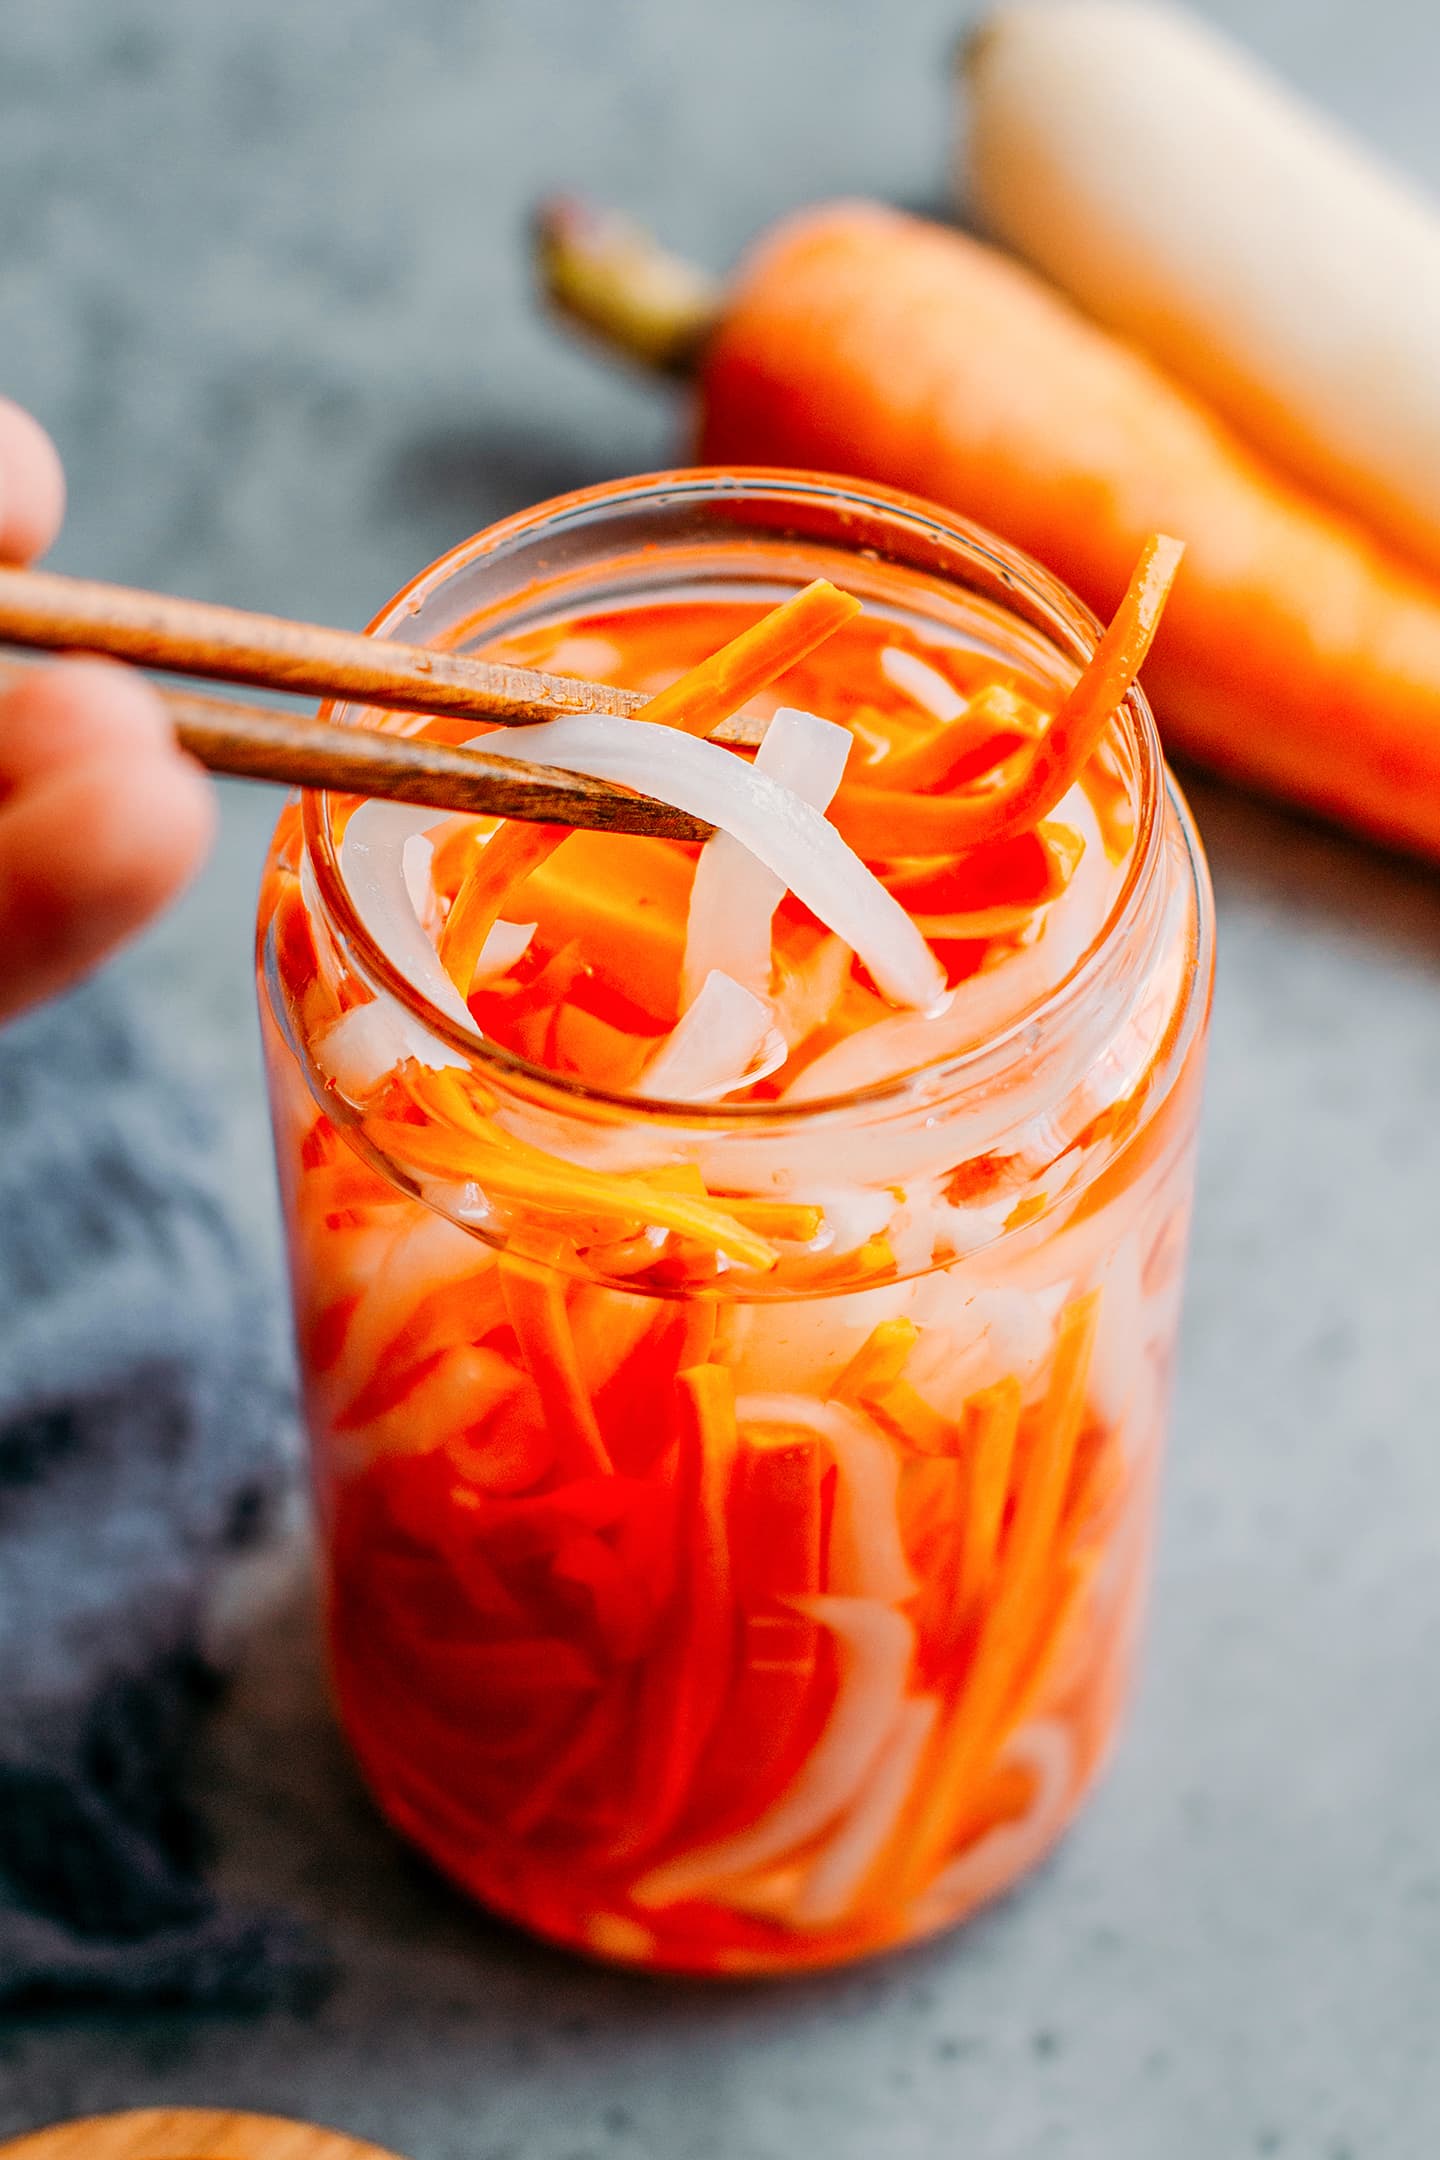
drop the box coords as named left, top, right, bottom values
left=859, top=1377, right=957, bottom=1459
left=634, top=579, right=861, bottom=738
left=829, top=1317, right=919, bottom=1407
left=977, top=535, right=1183, bottom=837
left=830, top=537, right=1182, bottom=858
left=506, top=829, right=691, bottom=1026
left=1001, top=1551, right=1101, bottom=1743
left=687, top=1432, right=826, bottom=1843
left=360, top=1116, right=777, bottom=1270
left=876, top=686, right=1041, bottom=796
left=718, top=1197, right=824, bottom=1241
left=955, top=1375, right=1024, bottom=1615
left=499, top=1241, right=614, bottom=1478
left=438, top=822, right=567, bottom=996
left=893, top=1292, right=1100, bottom=1898
left=613, top=1363, right=740, bottom=1857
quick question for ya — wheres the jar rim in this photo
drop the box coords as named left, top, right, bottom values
left=301, top=467, right=1192, bottom=1130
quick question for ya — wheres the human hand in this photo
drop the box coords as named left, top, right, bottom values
left=0, top=398, right=214, bottom=1024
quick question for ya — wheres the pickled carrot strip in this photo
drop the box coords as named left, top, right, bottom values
left=549, top=1004, right=652, bottom=1091
left=986, top=536, right=1183, bottom=841
left=1004, top=1551, right=1100, bottom=1738
left=438, top=822, right=567, bottom=996
left=504, top=1692, right=621, bottom=1836
left=891, top=1293, right=1100, bottom=1898
left=614, top=1364, right=740, bottom=1857
left=499, top=1242, right=614, bottom=1478
left=551, top=1531, right=655, bottom=1663
left=913, top=1719, right=1075, bottom=1931
left=830, top=1317, right=919, bottom=1407
left=631, top=1595, right=912, bottom=1910
left=831, top=538, right=1182, bottom=857
left=859, top=1378, right=957, bottom=1458
left=955, top=1375, right=1024, bottom=1614
left=567, top=1284, right=660, bottom=1395
left=507, top=830, right=692, bottom=1025
left=875, top=689, right=1040, bottom=797
left=738, top=1395, right=913, bottom=1603
left=409, top=1065, right=497, bottom=1131
left=718, top=1197, right=824, bottom=1241
left=361, top=1116, right=777, bottom=1270
left=635, top=580, right=861, bottom=738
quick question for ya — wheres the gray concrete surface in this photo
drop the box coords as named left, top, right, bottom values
left=3, top=1, right=1440, bottom=2154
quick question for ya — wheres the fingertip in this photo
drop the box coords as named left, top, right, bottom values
left=0, top=399, right=66, bottom=564
left=0, top=657, right=175, bottom=789
left=0, top=743, right=215, bottom=1019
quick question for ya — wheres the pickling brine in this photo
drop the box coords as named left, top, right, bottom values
left=257, top=472, right=1213, bottom=1973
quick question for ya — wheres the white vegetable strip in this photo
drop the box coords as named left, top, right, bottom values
left=737, top=1394, right=914, bottom=1602
left=471, top=918, right=537, bottom=986
left=879, top=646, right=967, bottom=724
left=789, top=1695, right=939, bottom=1925
left=401, top=832, right=437, bottom=925
left=682, top=707, right=853, bottom=1006
left=639, top=971, right=786, bottom=1102
left=455, top=711, right=943, bottom=1011
left=339, top=802, right=477, bottom=1037
left=316, top=1002, right=463, bottom=1097
left=631, top=1596, right=913, bottom=1910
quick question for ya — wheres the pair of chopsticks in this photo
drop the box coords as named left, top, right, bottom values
left=0, top=566, right=715, bottom=843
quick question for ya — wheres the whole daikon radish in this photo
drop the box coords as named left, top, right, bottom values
left=963, top=0, right=1440, bottom=579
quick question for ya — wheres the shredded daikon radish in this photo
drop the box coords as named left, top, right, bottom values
left=638, top=971, right=785, bottom=1102
left=631, top=1596, right=913, bottom=1909
left=339, top=803, right=477, bottom=1037
left=879, top=645, right=967, bottom=724
left=456, top=712, right=943, bottom=1011
left=790, top=1695, right=939, bottom=1925
left=401, top=832, right=438, bottom=925
left=471, top=919, right=538, bottom=985
left=316, top=1002, right=462, bottom=1097
left=681, top=707, right=852, bottom=1007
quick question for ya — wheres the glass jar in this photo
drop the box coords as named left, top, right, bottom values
left=256, top=471, right=1213, bottom=1975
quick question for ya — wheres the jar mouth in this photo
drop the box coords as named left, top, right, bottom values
left=302, top=467, right=1178, bottom=1130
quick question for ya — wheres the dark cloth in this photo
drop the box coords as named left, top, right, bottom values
left=0, top=978, right=320, bottom=2007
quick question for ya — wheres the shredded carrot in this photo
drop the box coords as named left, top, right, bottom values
left=894, top=1293, right=1100, bottom=1897
left=613, top=1363, right=740, bottom=1856
left=716, top=1197, right=824, bottom=1241
left=859, top=1377, right=956, bottom=1458
left=438, top=822, right=567, bottom=996
left=830, top=537, right=1182, bottom=858
left=830, top=1317, right=919, bottom=1406
left=499, top=1240, right=614, bottom=1478
left=634, top=578, right=861, bottom=737
left=955, top=1376, right=1023, bottom=1615
left=361, top=1114, right=777, bottom=1271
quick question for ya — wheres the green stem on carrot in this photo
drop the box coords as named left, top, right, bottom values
left=534, top=197, right=720, bottom=377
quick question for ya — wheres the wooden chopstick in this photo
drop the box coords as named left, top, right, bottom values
left=0, top=654, right=711, bottom=842
left=0, top=564, right=740, bottom=839
left=0, top=565, right=653, bottom=728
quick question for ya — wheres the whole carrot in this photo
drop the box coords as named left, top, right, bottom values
left=538, top=197, right=1440, bottom=861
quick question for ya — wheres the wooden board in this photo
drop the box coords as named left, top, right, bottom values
left=0, top=2111, right=408, bottom=2160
